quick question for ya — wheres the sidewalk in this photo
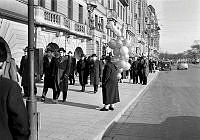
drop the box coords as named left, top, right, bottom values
left=35, top=71, right=159, bottom=140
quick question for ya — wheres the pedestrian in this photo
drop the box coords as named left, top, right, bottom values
left=56, top=48, right=71, bottom=102
left=99, top=55, right=106, bottom=87
left=77, top=54, right=89, bottom=92
left=130, top=57, right=139, bottom=84
left=0, top=37, right=18, bottom=82
left=0, top=43, right=30, bottom=140
left=137, top=56, right=143, bottom=84
left=41, top=46, right=58, bottom=102
left=89, top=54, right=102, bottom=93
left=19, top=46, right=37, bottom=97
left=68, top=51, right=76, bottom=85
left=141, top=55, right=149, bottom=85
left=100, top=56, right=120, bottom=111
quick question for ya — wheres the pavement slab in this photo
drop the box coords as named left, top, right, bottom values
left=32, top=71, right=159, bottom=140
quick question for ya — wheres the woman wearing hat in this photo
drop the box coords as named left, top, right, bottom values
left=100, top=56, right=120, bottom=111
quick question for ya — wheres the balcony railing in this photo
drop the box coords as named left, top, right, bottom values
left=35, top=6, right=90, bottom=37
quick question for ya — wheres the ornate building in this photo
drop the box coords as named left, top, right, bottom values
left=0, top=0, right=160, bottom=67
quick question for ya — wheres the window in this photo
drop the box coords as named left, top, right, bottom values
left=101, top=0, right=104, bottom=6
left=108, top=0, right=110, bottom=9
left=79, top=4, right=83, bottom=23
left=113, top=0, right=116, bottom=11
left=101, top=18, right=104, bottom=31
left=123, top=8, right=125, bottom=21
left=51, top=0, right=57, bottom=12
left=68, top=0, right=73, bottom=20
left=120, top=6, right=122, bottom=19
left=117, top=2, right=119, bottom=17
left=39, top=0, right=45, bottom=8
left=95, top=15, right=98, bottom=29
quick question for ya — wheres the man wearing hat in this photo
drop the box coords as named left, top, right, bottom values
left=89, top=54, right=102, bottom=93
left=19, top=46, right=37, bottom=97
left=0, top=43, right=30, bottom=139
left=67, top=51, right=76, bottom=85
left=56, top=47, right=71, bottom=102
left=41, top=46, right=58, bottom=102
left=77, top=54, right=89, bottom=92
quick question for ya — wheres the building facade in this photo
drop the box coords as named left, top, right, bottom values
left=0, top=0, right=160, bottom=67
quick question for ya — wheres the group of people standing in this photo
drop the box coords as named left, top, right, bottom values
left=129, top=55, right=149, bottom=85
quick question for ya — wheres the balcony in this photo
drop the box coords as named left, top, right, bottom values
left=107, top=9, right=118, bottom=21
left=34, top=6, right=91, bottom=39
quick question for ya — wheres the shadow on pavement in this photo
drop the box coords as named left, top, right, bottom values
left=102, top=116, right=200, bottom=140
left=36, top=96, right=99, bottom=110
left=59, top=101, right=99, bottom=110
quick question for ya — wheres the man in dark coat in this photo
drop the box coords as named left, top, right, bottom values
left=137, top=56, right=143, bottom=84
left=56, top=48, right=71, bottom=102
left=130, top=57, right=139, bottom=84
left=41, top=47, right=58, bottom=102
left=77, top=54, right=89, bottom=92
left=141, top=56, right=149, bottom=85
left=0, top=43, right=30, bottom=140
left=89, top=54, right=102, bottom=93
left=68, top=51, right=76, bottom=85
left=100, top=56, right=120, bottom=111
left=19, top=46, right=37, bottom=97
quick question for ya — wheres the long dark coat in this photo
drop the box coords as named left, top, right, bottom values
left=0, top=77, right=30, bottom=140
left=89, top=60, right=101, bottom=85
left=77, top=58, right=89, bottom=85
left=43, top=55, right=58, bottom=89
left=19, top=55, right=29, bottom=87
left=141, top=58, right=149, bottom=77
left=102, top=62, right=120, bottom=104
left=130, top=60, right=139, bottom=77
left=56, top=55, right=71, bottom=92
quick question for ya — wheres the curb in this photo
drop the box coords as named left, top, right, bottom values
left=95, top=71, right=160, bottom=140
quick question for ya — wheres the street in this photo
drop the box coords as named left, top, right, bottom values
left=102, top=64, right=200, bottom=140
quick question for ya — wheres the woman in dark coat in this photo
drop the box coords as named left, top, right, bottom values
left=77, top=54, right=89, bottom=92
left=100, top=56, right=120, bottom=111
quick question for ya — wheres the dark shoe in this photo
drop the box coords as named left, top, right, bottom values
left=109, top=106, right=114, bottom=111
left=100, top=107, right=109, bottom=111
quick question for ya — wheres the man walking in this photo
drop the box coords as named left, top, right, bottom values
left=89, top=54, right=102, bottom=93
left=41, top=47, right=58, bottom=102
left=77, top=54, right=89, bottom=92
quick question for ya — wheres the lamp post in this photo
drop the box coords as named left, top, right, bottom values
left=27, top=0, right=38, bottom=140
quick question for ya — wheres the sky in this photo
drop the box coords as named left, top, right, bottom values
left=148, top=0, right=200, bottom=54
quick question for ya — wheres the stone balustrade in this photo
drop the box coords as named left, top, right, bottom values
left=35, top=6, right=89, bottom=37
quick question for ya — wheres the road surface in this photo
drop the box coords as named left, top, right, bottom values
left=102, top=64, right=200, bottom=140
